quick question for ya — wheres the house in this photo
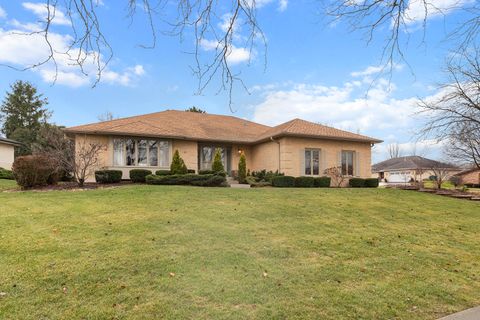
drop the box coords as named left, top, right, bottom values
left=0, top=137, right=21, bottom=170
left=64, top=110, right=382, bottom=182
left=372, top=156, right=461, bottom=183
left=453, top=168, right=480, bottom=187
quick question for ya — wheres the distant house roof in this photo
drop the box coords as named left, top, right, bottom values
left=64, top=110, right=382, bottom=144
left=0, top=137, right=22, bottom=147
left=372, top=156, right=459, bottom=173
left=454, top=167, right=480, bottom=176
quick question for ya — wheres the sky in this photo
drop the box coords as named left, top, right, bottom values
left=0, top=0, right=474, bottom=162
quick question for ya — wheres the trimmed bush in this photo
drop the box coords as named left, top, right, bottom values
left=155, top=170, right=171, bottom=176
left=272, top=176, right=295, bottom=187
left=146, top=173, right=226, bottom=187
left=95, top=170, right=122, bottom=184
left=295, top=176, right=315, bottom=188
left=238, top=153, right=247, bottom=184
left=170, top=150, right=188, bottom=174
left=129, top=169, right=152, bottom=183
left=314, top=176, right=331, bottom=188
left=251, top=169, right=284, bottom=183
left=199, top=169, right=226, bottom=177
left=349, top=178, right=365, bottom=188
left=364, top=178, right=379, bottom=188
left=12, top=155, right=57, bottom=188
left=212, top=148, right=225, bottom=173
left=0, top=167, right=14, bottom=180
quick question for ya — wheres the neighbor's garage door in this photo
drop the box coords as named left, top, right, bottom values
left=388, top=171, right=411, bottom=183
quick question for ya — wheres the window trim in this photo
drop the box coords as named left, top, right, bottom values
left=304, top=148, right=321, bottom=176
left=111, top=137, right=171, bottom=168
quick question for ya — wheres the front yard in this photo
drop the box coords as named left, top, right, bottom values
left=0, top=186, right=479, bottom=319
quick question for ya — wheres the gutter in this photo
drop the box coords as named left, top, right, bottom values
left=270, top=137, right=281, bottom=173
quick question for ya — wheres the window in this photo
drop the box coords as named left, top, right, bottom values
left=113, top=138, right=170, bottom=167
left=341, top=151, right=354, bottom=176
left=199, top=146, right=228, bottom=171
left=305, top=149, right=320, bottom=175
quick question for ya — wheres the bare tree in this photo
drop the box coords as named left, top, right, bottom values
left=387, top=143, right=402, bottom=158
left=2, top=0, right=265, bottom=106
left=97, top=111, right=115, bottom=122
left=418, top=49, right=480, bottom=169
left=430, top=165, right=454, bottom=189
left=34, top=127, right=105, bottom=186
left=324, top=166, right=346, bottom=188
left=326, top=1, right=480, bottom=73
left=74, top=138, right=106, bottom=186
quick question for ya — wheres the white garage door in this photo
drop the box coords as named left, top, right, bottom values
left=388, top=171, right=412, bottom=183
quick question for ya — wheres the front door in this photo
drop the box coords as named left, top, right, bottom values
left=198, top=145, right=231, bottom=174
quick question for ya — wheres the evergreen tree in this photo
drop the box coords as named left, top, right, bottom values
left=170, top=150, right=188, bottom=174
left=0, top=81, right=50, bottom=155
left=238, top=153, right=247, bottom=184
left=212, top=148, right=225, bottom=173
left=185, top=106, right=206, bottom=113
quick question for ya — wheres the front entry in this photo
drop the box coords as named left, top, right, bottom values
left=198, top=145, right=232, bottom=174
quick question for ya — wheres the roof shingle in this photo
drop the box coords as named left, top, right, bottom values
left=65, top=110, right=382, bottom=144
left=372, top=156, right=459, bottom=172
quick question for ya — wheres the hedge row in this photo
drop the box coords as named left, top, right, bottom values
left=0, top=167, right=14, bottom=180
left=129, top=169, right=152, bottom=183
left=271, top=176, right=332, bottom=188
left=146, top=173, right=226, bottom=187
left=349, top=178, right=379, bottom=188
left=95, top=170, right=122, bottom=184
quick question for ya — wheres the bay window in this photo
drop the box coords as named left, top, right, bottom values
left=113, top=138, right=170, bottom=167
left=305, top=149, right=320, bottom=175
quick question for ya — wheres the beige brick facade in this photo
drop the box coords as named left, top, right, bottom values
left=0, top=143, right=15, bottom=170
left=77, top=134, right=375, bottom=182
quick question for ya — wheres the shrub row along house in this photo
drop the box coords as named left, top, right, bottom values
left=64, top=110, right=382, bottom=184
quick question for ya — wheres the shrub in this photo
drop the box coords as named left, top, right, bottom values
left=449, top=176, right=461, bottom=188
left=12, top=155, right=57, bottom=188
left=246, top=175, right=271, bottom=187
left=349, top=178, right=365, bottom=187
left=238, top=154, right=247, bottom=184
left=95, top=170, right=122, bottom=184
left=187, top=169, right=196, bottom=174
left=364, top=178, right=379, bottom=188
left=199, top=169, right=226, bottom=177
left=146, top=173, right=226, bottom=187
left=251, top=169, right=284, bottom=183
left=295, top=176, right=315, bottom=187
left=170, top=150, right=188, bottom=174
left=129, top=169, right=152, bottom=183
left=0, top=167, right=14, bottom=180
left=314, top=176, right=331, bottom=188
left=272, top=176, right=295, bottom=187
left=155, top=170, right=171, bottom=176
left=211, top=148, right=225, bottom=173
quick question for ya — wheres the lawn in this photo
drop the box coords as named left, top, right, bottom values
left=1, top=186, right=479, bottom=319
left=0, top=179, right=17, bottom=191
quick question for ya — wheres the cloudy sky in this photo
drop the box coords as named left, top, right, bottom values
left=0, top=1, right=472, bottom=162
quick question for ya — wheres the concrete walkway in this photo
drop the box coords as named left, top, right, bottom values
left=438, top=307, right=480, bottom=320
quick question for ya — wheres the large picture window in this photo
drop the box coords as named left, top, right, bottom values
left=341, top=151, right=354, bottom=176
left=113, top=138, right=170, bottom=167
left=305, top=149, right=320, bottom=175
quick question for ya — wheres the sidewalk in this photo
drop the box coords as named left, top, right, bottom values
left=438, top=307, right=480, bottom=320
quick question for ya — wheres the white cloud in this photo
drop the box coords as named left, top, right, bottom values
left=253, top=0, right=288, bottom=11
left=0, top=18, right=145, bottom=87
left=278, top=0, right=288, bottom=12
left=404, top=0, right=473, bottom=24
left=199, top=39, right=252, bottom=65
left=22, top=2, right=71, bottom=26
left=0, top=6, right=7, bottom=19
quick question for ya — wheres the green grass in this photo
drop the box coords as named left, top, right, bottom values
left=0, top=179, right=17, bottom=191
left=1, top=186, right=479, bottom=319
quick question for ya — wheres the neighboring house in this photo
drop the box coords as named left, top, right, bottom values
left=453, top=168, right=480, bottom=187
left=372, top=156, right=461, bottom=183
left=0, top=137, right=21, bottom=170
left=64, top=110, right=382, bottom=182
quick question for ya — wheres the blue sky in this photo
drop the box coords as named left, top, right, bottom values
left=0, top=0, right=473, bottom=161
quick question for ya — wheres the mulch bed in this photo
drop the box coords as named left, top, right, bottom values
left=4, top=181, right=135, bottom=192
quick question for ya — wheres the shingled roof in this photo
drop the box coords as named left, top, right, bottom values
left=65, top=110, right=382, bottom=144
left=0, top=137, right=22, bottom=146
left=372, top=156, right=459, bottom=172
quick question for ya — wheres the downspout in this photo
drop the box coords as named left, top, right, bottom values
left=270, top=137, right=281, bottom=173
